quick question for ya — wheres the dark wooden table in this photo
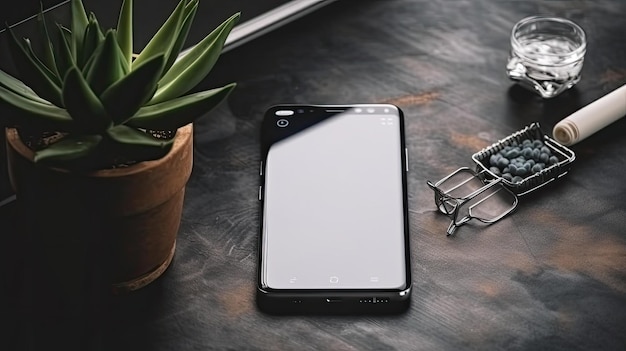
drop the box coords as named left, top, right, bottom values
left=2, top=0, right=626, bottom=350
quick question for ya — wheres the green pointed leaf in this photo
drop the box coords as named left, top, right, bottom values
left=85, top=30, right=126, bottom=95
left=82, top=31, right=109, bottom=83
left=36, top=5, right=60, bottom=80
left=100, top=54, right=165, bottom=124
left=5, top=26, right=63, bottom=107
left=162, top=0, right=198, bottom=74
left=80, top=13, right=105, bottom=69
left=0, top=84, right=74, bottom=131
left=34, top=134, right=102, bottom=163
left=0, top=69, right=54, bottom=104
left=127, top=82, right=235, bottom=130
left=132, top=0, right=187, bottom=69
left=23, top=38, right=62, bottom=86
left=63, top=67, right=110, bottom=133
left=151, top=12, right=239, bottom=104
left=106, top=124, right=172, bottom=148
left=70, top=0, right=89, bottom=59
left=116, top=0, right=134, bottom=68
left=54, top=24, right=75, bottom=80
left=59, top=24, right=73, bottom=44
left=81, top=45, right=97, bottom=77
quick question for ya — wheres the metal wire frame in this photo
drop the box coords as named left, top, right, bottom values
left=427, top=167, right=519, bottom=236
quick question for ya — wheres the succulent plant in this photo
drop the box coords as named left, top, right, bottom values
left=0, top=0, right=239, bottom=166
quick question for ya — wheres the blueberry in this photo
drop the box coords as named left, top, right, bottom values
left=505, top=149, right=520, bottom=158
left=532, top=148, right=541, bottom=160
left=486, top=137, right=555, bottom=182
left=512, top=176, right=524, bottom=183
left=497, top=157, right=510, bottom=168
left=522, top=147, right=534, bottom=159
left=549, top=155, right=559, bottom=165
left=521, top=162, right=531, bottom=173
left=489, top=154, right=502, bottom=166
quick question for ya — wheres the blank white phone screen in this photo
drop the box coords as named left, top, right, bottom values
left=261, top=106, right=407, bottom=290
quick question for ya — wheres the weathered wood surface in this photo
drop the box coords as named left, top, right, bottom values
left=2, top=0, right=626, bottom=350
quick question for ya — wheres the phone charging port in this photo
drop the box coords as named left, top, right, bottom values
left=325, top=298, right=342, bottom=303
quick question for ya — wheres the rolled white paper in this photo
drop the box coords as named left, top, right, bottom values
left=552, top=84, right=626, bottom=146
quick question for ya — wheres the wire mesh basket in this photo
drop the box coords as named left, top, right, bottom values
left=471, top=122, right=576, bottom=196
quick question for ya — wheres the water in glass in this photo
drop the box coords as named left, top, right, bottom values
left=506, top=16, right=586, bottom=99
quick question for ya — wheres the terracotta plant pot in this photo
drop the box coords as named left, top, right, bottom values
left=5, top=124, right=193, bottom=294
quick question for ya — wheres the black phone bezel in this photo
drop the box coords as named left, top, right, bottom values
left=257, top=104, right=412, bottom=315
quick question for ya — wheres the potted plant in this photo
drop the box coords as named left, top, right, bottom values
left=0, top=0, right=240, bottom=293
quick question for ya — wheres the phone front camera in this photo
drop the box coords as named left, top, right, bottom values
left=276, top=119, right=289, bottom=128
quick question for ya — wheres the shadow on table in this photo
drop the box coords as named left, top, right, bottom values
left=0, top=201, right=168, bottom=351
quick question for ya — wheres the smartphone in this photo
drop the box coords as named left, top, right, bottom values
left=257, top=104, right=412, bottom=314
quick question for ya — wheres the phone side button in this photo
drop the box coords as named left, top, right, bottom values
left=258, top=185, right=263, bottom=201
left=405, top=148, right=409, bottom=172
